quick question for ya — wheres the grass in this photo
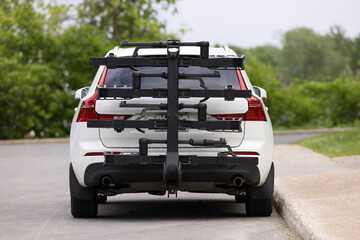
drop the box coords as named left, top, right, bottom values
left=295, top=128, right=360, bottom=157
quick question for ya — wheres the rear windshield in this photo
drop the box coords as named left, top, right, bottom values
left=104, top=67, right=241, bottom=90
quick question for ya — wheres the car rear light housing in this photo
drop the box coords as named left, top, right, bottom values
left=245, top=95, right=267, bottom=121
left=211, top=96, right=266, bottom=122
left=76, top=67, right=132, bottom=122
left=211, top=70, right=266, bottom=122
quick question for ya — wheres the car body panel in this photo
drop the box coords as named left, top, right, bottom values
left=70, top=46, right=273, bottom=191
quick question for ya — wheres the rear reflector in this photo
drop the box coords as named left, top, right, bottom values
left=232, top=151, right=259, bottom=155
left=84, top=152, right=104, bottom=156
left=84, top=152, right=121, bottom=156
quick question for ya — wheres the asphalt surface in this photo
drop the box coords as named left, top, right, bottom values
left=0, top=142, right=294, bottom=240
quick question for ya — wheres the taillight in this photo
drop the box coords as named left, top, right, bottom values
left=76, top=93, right=98, bottom=122
left=210, top=96, right=266, bottom=122
left=76, top=92, right=132, bottom=122
left=76, top=67, right=132, bottom=122
left=211, top=70, right=266, bottom=121
left=245, top=95, right=267, bottom=121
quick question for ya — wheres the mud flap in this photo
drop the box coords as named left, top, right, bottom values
left=248, top=162, right=274, bottom=199
left=69, top=163, right=96, bottom=200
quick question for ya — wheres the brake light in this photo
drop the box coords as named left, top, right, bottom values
left=236, top=70, right=247, bottom=90
left=76, top=92, right=97, bottom=122
left=210, top=96, right=266, bottom=122
left=245, top=95, right=267, bottom=121
left=211, top=70, right=266, bottom=121
left=76, top=92, right=132, bottom=122
left=76, top=67, right=132, bottom=122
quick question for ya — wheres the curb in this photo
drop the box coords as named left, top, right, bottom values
left=273, top=188, right=314, bottom=240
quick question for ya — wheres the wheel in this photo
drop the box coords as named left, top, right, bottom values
left=97, top=194, right=107, bottom=204
left=69, top=164, right=98, bottom=218
left=71, top=197, right=98, bottom=218
left=235, top=194, right=246, bottom=203
left=245, top=198, right=272, bottom=216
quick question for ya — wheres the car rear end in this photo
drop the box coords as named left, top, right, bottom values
left=69, top=46, right=274, bottom=217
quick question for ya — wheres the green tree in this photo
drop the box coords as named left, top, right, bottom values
left=0, top=0, right=72, bottom=138
left=77, top=0, right=177, bottom=42
left=245, top=45, right=281, bottom=68
left=0, top=0, right=179, bottom=139
left=280, top=27, right=349, bottom=83
left=351, top=34, right=360, bottom=74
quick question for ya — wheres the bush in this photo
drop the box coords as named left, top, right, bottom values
left=260, top=74, right=360, bottom=129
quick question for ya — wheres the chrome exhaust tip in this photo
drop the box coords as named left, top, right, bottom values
left=233, top=176, right=245, bottom=187
left=101, top=176, right=113, bottom=186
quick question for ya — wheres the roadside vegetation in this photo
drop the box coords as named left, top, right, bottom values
left=230, top=27, right=360, bottom=131
left=1, top=0, right=360, bottom=139
left=296, top=128, right=360, bottom=157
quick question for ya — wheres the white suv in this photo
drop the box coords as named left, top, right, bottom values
left=69, top=41, right=274, bottom=218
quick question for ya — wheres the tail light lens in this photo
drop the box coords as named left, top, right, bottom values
left=76, top=67, right=132, bottom=122
left=76, top=92, right=132, bottom=122
left=211, top=70, right=266, bottom=122
left=245, top=95, right=267, bottom=121
left=211, top=96, right=266, bottom=122
left=76, top=92, right=97, bottom=122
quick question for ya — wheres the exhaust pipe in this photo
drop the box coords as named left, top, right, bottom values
left=233, top=176, right=245, bottom=187
left=101, top=176, right=113, bottom=187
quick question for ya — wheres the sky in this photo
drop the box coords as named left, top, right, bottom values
left=56, top=0, right=360, bottom=48
left=159, top=0, right=360, bottom=48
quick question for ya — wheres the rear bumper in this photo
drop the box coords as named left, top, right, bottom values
left=84, top=160, right=260, bottom=187
left=70, top=121, right=273, bottom=187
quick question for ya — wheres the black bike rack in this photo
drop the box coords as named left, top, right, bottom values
left=87, top=40, right=253, bottom=193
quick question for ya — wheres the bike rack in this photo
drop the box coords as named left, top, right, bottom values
left=87, top=40, right=253, bottom=194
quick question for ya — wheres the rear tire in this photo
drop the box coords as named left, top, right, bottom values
left=245, top=198, right=272, bottom=216
left=71, top=197, right=98, bottom=218
left=69, top=163, right=98, bottom=218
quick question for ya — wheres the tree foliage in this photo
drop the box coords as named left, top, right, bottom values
left=231, top=27, right=360, bottom=129
left=0, top=0, right=359, bottom=139
left=77, top=0, right=177, bottom=42
left=0, top=0, right=178, bottom=139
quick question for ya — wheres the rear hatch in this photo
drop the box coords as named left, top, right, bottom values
left=95, top=66, right=248, bottom=148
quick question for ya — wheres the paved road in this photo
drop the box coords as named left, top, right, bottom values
left=0, top=143, right=294, bottom=240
